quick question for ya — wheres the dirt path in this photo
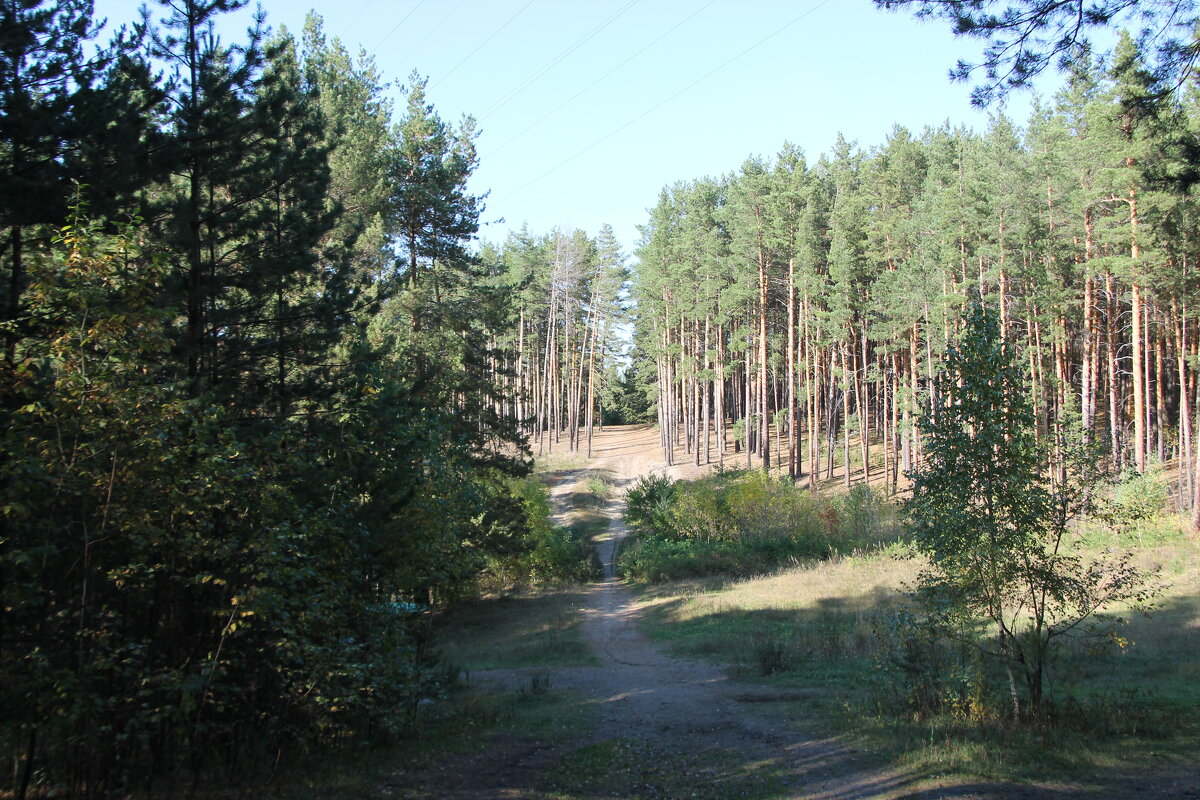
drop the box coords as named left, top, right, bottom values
left=439, top=426, right=900, bottom=799
left=414, top=425, right=1196, bottom=799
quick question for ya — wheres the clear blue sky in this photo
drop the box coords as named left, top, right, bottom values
left=93, top=0, right=1056, bottom=256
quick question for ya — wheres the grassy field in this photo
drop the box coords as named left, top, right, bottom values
left=630, top=511, right=1200, bottom=787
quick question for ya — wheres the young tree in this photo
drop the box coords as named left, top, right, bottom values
left=906, top=303, right=1156, bottom=718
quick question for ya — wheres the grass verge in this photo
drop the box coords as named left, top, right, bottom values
left=630, top=535, right=1200, bottom=789
left=535, top=737, right=787, bottom=800
left=437, top=587, right=599, bottom=670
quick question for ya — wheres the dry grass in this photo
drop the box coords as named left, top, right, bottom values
left=633, top=525, right=1200, bottom=785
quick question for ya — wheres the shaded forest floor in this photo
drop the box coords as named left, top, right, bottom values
left=269, top=424, right=1199, bottom=799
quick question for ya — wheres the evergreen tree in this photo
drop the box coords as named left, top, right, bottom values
left=0, top=0, right=153, bottom=359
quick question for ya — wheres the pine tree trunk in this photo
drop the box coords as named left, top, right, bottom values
left=716, top=320, right=726, bottom=465
left=758, top=244, right=770, bottom=471
left=787, top=258, right=797, bottom=479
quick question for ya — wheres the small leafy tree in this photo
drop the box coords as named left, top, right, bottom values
left=905, top=303, right=1156, bottom=719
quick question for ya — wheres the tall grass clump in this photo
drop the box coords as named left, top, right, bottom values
left=619, top=470, right=901, bottom=581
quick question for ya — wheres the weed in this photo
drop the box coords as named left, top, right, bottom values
left=517, top=671, right=552, bottom=702
left=583, top=473, right=612, bottom=499
left=749, top=630, right=794, bottom=675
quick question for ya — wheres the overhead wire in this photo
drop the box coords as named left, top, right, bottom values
left=399, top=0, right=469, bottom=70
left=347, top=0, right=375, bottom=30
left=431, top=0, right=538, bottom=90
left=371, top=0, right=428, bottom=56
left=496, top=0, right=834, bottom=203
left=488, top=0, right=717, bottom=158
left=479, top=0, right=639, bottom=121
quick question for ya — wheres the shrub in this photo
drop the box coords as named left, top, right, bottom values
left=619, top=470, right=840, bottom=581
left=481, top=477, right=599, bottom=589
left=624, top=472, right=678, bottom=534
left=834, top=483, right=901, bottom=550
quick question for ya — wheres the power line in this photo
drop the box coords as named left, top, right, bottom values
left=431, top=0, right=538, bottom=91
left=371, top=0, right=428, bottom=56
left=496, top=0, right=834, bottom=204
left=488, top=0, right=717, bottom=158
left=479, top=0, right=639, bottom=121
left=348, top=0, right=375, bottom=29
left=399, top=0, right=469, bottom=70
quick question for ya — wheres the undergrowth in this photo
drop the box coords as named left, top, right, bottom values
left=619, top=469, right=902, bottom=581
left=634, top=529, right=1200, bottom=786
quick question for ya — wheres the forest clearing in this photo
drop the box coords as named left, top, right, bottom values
left=8, top=1, right=1200, bottom=797
left=286, top=423, right=1195, bottom=800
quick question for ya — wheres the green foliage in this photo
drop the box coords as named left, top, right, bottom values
left=835, top=483, right=901, bottom=550
left=1112, top=464, right=1169, bottom=523
left=623, top=471, right=679, bottom=534
left=621, top=470, right=900, bottom=581
left=0, top=3, right=536, bottom=790
left=904, top=304, right=1158, bottom=719
left=480, top=477, right=600, bottom=589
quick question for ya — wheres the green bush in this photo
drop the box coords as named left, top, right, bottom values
left=834, top=483, right=901, bottom=551
left=1110, top=465, right=1183, bottom=544
left=620, top=470, right=893, bottom=581
left=624, top=471, right=678, bottom=534
left=1113, top=464, right=1169, bottom=521
left=481, top=477, right=599, bottom=589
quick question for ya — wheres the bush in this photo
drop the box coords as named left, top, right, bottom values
left=619, top=470, right=877, bottom=581
left=834, top=483, right=901, bottom=551
left=624, top=471, right=678, bottom=534
left=480, top=477, right=600, bottom=589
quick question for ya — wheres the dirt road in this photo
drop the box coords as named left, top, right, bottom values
left=412, top=425, right=1195, bottom=799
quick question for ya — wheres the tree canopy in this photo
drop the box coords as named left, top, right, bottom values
left=874, top=0, right=1200, bottom=104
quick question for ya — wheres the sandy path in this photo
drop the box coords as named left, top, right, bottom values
left=455, top=425, right=895, bottom=799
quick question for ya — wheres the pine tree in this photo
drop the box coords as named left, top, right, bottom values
left=0, top=0, right=152, bottom=359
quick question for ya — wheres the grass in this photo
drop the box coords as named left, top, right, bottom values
left=630, top=532, right=1200, bottom=788
left=436, top=587, right=599, bottom=670
left=532, top=450, right=588, bottom=474
left=534, top=738, right=788, bottom=800
left=635, top=553, right=916, bottom=699
left=246, top=684, right=594, bottom=800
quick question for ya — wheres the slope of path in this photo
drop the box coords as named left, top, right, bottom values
left=423, top=425, right=1197, bottom=800
left=457, top=425, right=905, bottom=799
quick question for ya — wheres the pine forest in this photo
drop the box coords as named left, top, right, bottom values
left=3, top=0, right=1199, bottom=797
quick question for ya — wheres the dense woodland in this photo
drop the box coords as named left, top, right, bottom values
left=633, top=32, right=1200, bottom=517
left=0, top=0, right=573, bottom=793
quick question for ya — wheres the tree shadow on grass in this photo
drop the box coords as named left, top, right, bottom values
left=634, top=590, right=1199, bottom=799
